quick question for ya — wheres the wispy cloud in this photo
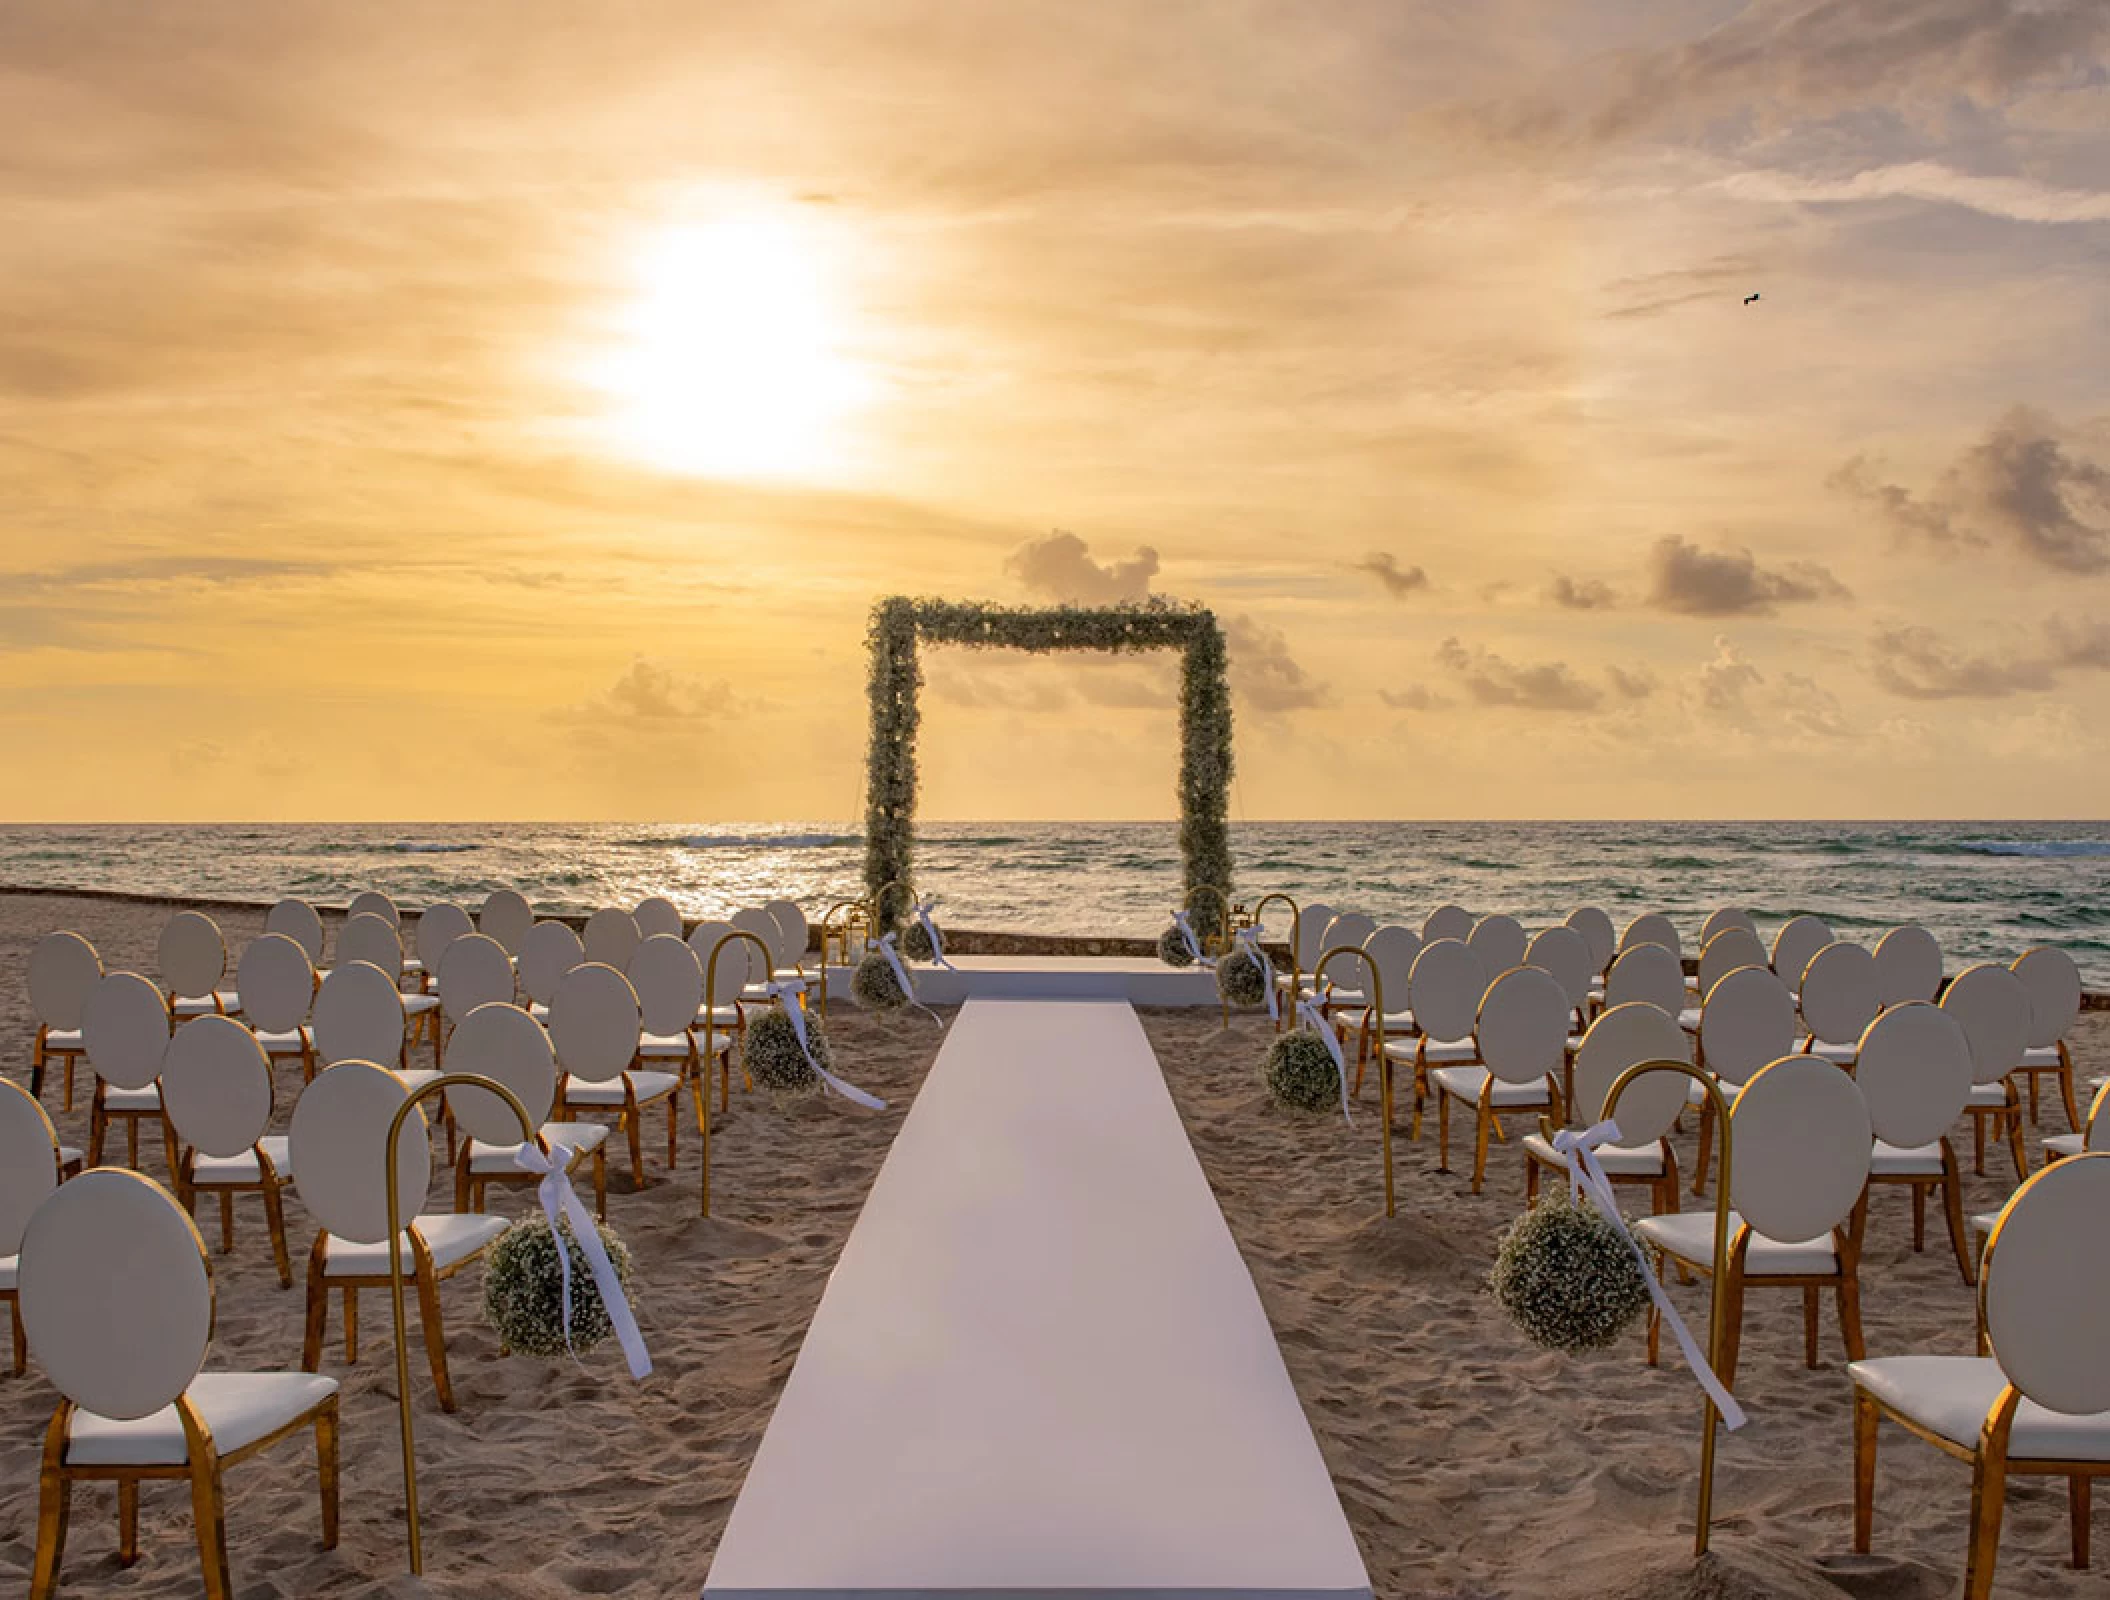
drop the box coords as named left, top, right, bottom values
left=1721, top=161, right=2110, bottom=224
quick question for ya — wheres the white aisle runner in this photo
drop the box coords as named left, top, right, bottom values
left=703, top=998, right=1371, bottom=1600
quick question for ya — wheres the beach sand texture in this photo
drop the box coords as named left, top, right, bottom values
left=0, top=891, right=2104, bottom=1599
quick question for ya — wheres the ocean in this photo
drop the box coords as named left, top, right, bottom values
left=2, top=820, right=2108, bottom=982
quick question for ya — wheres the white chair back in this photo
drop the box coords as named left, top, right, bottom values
left=1420, top=904, right=1473, bottom=946
left=1854, top=1003, right=1972, bottom=1150
left=237, top=934, right=315, bottom=1035
left=414, top=903, right=475, bottom=972
left=1523, top=925, right=1593, bottom=1016
left=1621, top=912, right=1681, bottom=962
left=732, top=908, right=784, bottom=971
left=19, top=1170, right=212, bottom=1419
left=1467, top=914, right=1527, bottom=977
left=1407, top=939, right=1485, bottom=1044
left=1982, top=1154, right=2110, bottom=1416
left=1698, top=964, right=1794, bottom=1086
left=2086, top=1081, right=2110, bottom=1153
left=158, top=911, right=227, bottom=1001
left=1799, top=941, right=1879, bottom=1046
left=582, top=908, right=642, bottom=971
left=1940, top=962, right=2031, bottom=1087
left=1574, top=1003, right=1689, bottom=1143
left=1699, top=907, right=1758, bottom=947
left=161, top=1015, right=274, bottom=1159
left=438, top=933, right=515, bottom=1023
left=28, top=931, right=101, bottom=1030
left=1564, top=906, right=1615, bottom=974
left=82, top=972, right=171, bottom=1091
left=1604, top=942, right=1683, bottom=1016
left=265, top=898, right=326, bottom=963
left=629, top=934, right=705, bottom=1037
left=447, top=1004, right=558, bottom=1141
left=337, top=912, right=404, bottom=981
left=346, top=891, right=401, bottom=928
left=1872, top=924, right=1942, bottom=1007
left=764, top=899, right=809, bottom=967
left=691, top=923, right=756, bottom=1005
left=1319, top=913, right=1377, bottom=962
left=478, top=890, right=535, bottom=956
left=519, top=921, right=585, bottom=1007
left=1729, top=1056, right=1872, bottom=1243
left=1770, top=914, right=1834, bottom=993
left=1699, top=927, right=1769, bottom=999
left=311, top=962, right=405, bottom=1069
left=290, top=1060, right=429, bottom=1244
left=634, top=896, right=685, bottom=941
left=548, top=963, right=642, bottom=1087
left=2012, top=947, right=2082, bottom=1050
left=0, top=1080, right=61, bottom=1258
left=1293, top=903, right=1336, bottom=973
left=1361, top=926, right=1421, bottom=1011
left=1475, top=967, right=1567, bottom=1087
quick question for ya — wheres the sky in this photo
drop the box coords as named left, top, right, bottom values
left=1, top=0, right=2106, bottom=822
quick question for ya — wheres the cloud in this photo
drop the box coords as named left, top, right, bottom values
left=1435, top=637, right=1604, bottom=712
left=1353, top=551, right=1428, bottom=598
left=1833, top=408, right=2110, bottom=573
left=1868, top=617, right=2110, bottom=699
left=1694, top=636, right=1765, bottom=715
left=1006, top=530, right=1160, bottom=603
left=1606, top=665, right=1657, bottom=701
left=1600, top=256, right=1756, bottom=320
left=1722, top=162, right=2110, bottom=225
left=1644, top=535, right=1849, bottom=616
left=551, top=658, right=731, bottom=729
left=1684, top=636, right=1855, bottom=738
left=1379, top=685, right=1443, bottom=712
left=1225, top=615, right=1330, bottom=712
left=1548, top=574, right=1618, bottom=610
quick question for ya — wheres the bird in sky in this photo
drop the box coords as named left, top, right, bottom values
left=1743, top=292, right=1761, bottom=305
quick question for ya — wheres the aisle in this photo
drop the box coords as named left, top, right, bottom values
left=702, top=997, right=1371, bottom=1600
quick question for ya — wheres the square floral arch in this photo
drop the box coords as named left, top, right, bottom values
left=864, top=596, right=1234, bottom=927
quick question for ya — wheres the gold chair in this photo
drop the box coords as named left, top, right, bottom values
left=1, top=1079, right=71, bottom=1375
left=162, top=1016, right=297, bottom=1289
left=1523, top=1001, right=1689, bottom=1215
left=1432, top=964, right=1569, bottom=1194
left=81, top=971, right=178, bottom=1175
left=1854, top=1002, right=1976, bottom=1284
left=27, top=932, right=101, bottom=1111
left=449, top=1001, right=608, bottom=1219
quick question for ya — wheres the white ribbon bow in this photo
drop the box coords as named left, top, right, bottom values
left=1234, top=924, right=1279, bottom=1022
left=512, top=1139, right=652, bottom=1380
left=912, top=896, right=957, bottom=971
left=768, top=978, right=888, bottom=1108
left=1551, top=1119, right=1746, bottom=1430
left=872, top=933, right=946, bottom=1029
left=1174, top=909, right=1217, bottom=969
left=1293, top=992, right=1353, bottom=1126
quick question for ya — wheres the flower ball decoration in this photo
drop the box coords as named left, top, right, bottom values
left=744, top=1006, right=836, bottom=1097
left=1264, top=1028, right=1341, bottom=1113
left=1216, top=946, right=1268, bottom=1008
left=901, top=917, right=941, bottom=963
left=1488, top=1195, right=1653, bottom=1352
left=851, top=951, right=910, bottom=1011
left=1156, top=923, right=1197, bottom=968
left=482, top=1214, right=635, bottom=1359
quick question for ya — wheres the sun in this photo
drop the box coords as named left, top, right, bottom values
left=584, top=210, right=870, bottom=479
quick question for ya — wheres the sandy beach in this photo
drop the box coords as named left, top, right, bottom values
left=1, top=890, right=2102, bottom=1599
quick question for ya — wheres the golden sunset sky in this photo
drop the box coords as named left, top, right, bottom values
left=3, top=1, right=2107, bottom=822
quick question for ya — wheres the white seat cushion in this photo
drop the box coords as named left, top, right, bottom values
left=691, top=1006, right=744, bottom=1028
left=1519, top=1131, right=1666, bottom=1177
left=637, top=1032, right=695, bottom=1059
left=1677, top=1007, right=1701, bottom=1033
left=67, top=1371, right=338, bottom=1467
left=173, top=992, right=241, bottom=1018
left=398, top=1068, right=443, bottom=1094
left=402, top=994, right=440, bottom=1018
left=104, top=1085, right=162, bottom=1111
left=192, top=1135, right=293, bottom=1185
left=1429, top=1065, right=1554, bottom=1109
left=0, top=1253, right=14, bottom=1291
left=1634, top=1210, right=1840, bottom=1276
left=2045, top=1133, right=2085, bottom=1160
left=41, top=1028, right=83, bottom=1050
left=1969, top=1210, right=1998, bottom=1240
left=255, top=1027, right=312, bottom=1054
left=528, top=1002, right=551, bottom=1023
left=564, top=1069, right=681, bottom=1107
left=2019, top=1045, right=2063, bottom=1068
left=1687, top=1077, right=1746, bottom=1105
left=1870, top=1139, right=1945, bottom=1177
left=1851, top=1356, right=2110, bottom=1462
left=323, top=1212, right=507, bottom=1277
left=1381, top=1036, right=1475, bottom=1065
left=1807, top=1041, right=1858, bottom=1065
left=466, top=1123, right=611, bottom=1174
left=1967, top=1083, right=2014, bottom=1108
left=58, top=1145, right=82, bottom=1169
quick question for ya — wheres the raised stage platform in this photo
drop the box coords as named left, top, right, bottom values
left=821, top=954, right=1223, bottom=1007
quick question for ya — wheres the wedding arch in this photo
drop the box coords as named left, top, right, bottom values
left=863, top=596, right=1234, bottom=925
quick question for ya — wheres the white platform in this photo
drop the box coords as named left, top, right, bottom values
left=822, top=954, right=1223, bottom=1007
left=703, top=999, right=1370, bottom=1600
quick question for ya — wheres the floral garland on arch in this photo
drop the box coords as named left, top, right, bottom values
left=863, top=596, right=1234, bottom=927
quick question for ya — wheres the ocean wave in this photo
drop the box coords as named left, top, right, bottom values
left=1952, top=840, right=2110, bottom=859
left=630, top=833, right=857, bottom=851
left=390, top=841, right=479, bottom=855
left=1646, top=855, right=1718, bottom=871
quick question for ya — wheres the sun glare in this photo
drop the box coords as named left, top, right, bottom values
left=585, top=211, right=870, bottom=479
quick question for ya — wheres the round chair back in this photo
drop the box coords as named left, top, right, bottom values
left=29, top=931, right=102, bottom=1030
left=1523, top=925, right=1593, bottom=1016
left=1575, top=1003, right=1689, bottom=1142
left=764, top=899, right=809, bottom=967
left=439, top=933, right=515, bottom=1023
left=311, top=961, right=405, bottom=1068
left=82, top=971, right=171, bottom=1090
left=158, top=911, right=227, bottom=1001
left=731, top=908, right=783, bottom=970
left=1770, top=914, right=1834, bottom=994
left=2085, top=1081, right=2110, bottom=1152
left=0, top=1080, right=61, bottom=1257
left=1698, top=964, right=1794, bottom=1086
left=694, top=924, right=758, bottom=1005
left=1293, top=904, right=1336, bottom=972
left=237, top=934, right=316, bottom=1035
left=1982, top=1153, right=2110, bottom=1416
left=1475, top=966, right=1567, bottom=1087
left=1467, top=914, right=1527, bottom=977
left=19, top=1170, right=212, bottom=1419
left=634, top=896, right=685, bottom=941
left=519, top=921, right=585, bottom=1007
left=162, top=1015, right=274, bottom=1159
left=1564, top=906, right=1615, bottom=974
left=337, top=912, right=404, bottom=981
left=548, top=963, right=642, bottom=1087
left=1319, top=914, right=1377, bottom=963
left=290, top=1060, right=429, bottom=1244
left=1699, top=927, right=1768, bottom=1000
left=347, top=890, right=400, bottom=928
left=478, top=890, right=535, bottom=955
left=1799, top=941, right=1879, bottom=1045
left=1872, top=925, right=1942, bottom=1007
left=1729, top=1056, right=1872, bottom=1243
left=1699, top=907, right=1758, bottom=947
left=265, top=898, right=326, bottom=963
left=1361, top=925, right=1422, bottom=1010
left=629, top=934, right=705, bottom=1037
left=1855, top=1002, right=1972, bottom=1150
left=1420, top=904, right=1472, bottom=946
left=414, top=902, right=475, bottom=973
left=447, top=1003, right=557, bottom=1140
left=1621, top=912, right=1681, bottom=962
left=583, top=908, right=643, bottom=971
left=1604, top=942, right=1684, bottom=1016
left=2012, top=947, right=2082, bottom=1051
left=1407, top=939, right=1486, bottom=1044
left=1940, top=962, right=2032, bottom=1087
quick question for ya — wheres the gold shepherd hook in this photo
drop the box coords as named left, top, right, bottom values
left=869, top=878, right=915, bottom=933
left=1248, top=893, right=1301, bottom=1018
left=815, top=899, right=870, bottom=1019
left=1310, top=944, right=1388, bottom=1216
left=1603, top=1059, right=1737, bottom=1559
left=382, top=1071, right=537, bottom=1577
left=1182, top=883, right=1233, bottom=958
left=699, top=929, right=778, bottom=1217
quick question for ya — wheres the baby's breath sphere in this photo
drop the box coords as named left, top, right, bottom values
left=1157, top=923, right=1196, bottom=968
left=901, top=919, right=940, bottom=963
left=1489, top=1196, right=1652, bottom=1352
left=744, top=1006, right=834, bottom=1096
left=482, top=1215, right=634, bottom=1359
left=1217, top=947, right=1269, bottom=1008
left=851, top=951, right=910, bottom=1010
left=1264, top=1029, right=1341, bottom=1112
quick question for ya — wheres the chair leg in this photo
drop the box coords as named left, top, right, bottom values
left=343, top=1287, right=358, bottom=1365
left=666, top=1093, right=678, bottom=1168
left=1692, top=1098, right=1713, bottom=1196
left=1437, top=1092, right=1452, bottom=1175
left=1911, top=1184, right=1926, bottom=1252
left=1942, top=1145, right=1975, bottom=1286
left=414, top=1255, right=458, bottom=1413
left=219, top=1191, right=235, bottom=1255
left=1525, top=1155, right=1540, bottom=1206
left=30, top=1030, right=45, bottom=1103
left=593, top=1146, right=608, bottom=1221
left=163, top=1117, right=180, bottom=1181
left=316, top=1398, right=341, bottom=1549
left=2059, top=1047, right=2083, bottom=1134
left=88, top=1099, right=106, bottom=1168
left=301, top=1237, right=329, bottom=1371
left=263, top=1181, right=293, bottom=1290
left=2027, top=1068, right=2041, bottom=1125
left=1469, top=1106, right=1491, bottom=1195
left=10, top=1297, right=24, bottom=1375
left=2006, top=1106, right=2028, bottom=1186
left=1852, top=1390, right=1879, bottom=1553
left=1974, top=1109, right=1987, bottom=1176
left=30, top=1411, right=70, bottom=1600
left=189, top=1447, right=233, bottom=1600
left=625, top=1110, right=646, bottom=1187
left=1964, top=1441, right=2010, bottom=1600
left=127, top=1115, right=139, bottom=1169
left=1804, top=1286, right=1821, bottom=1368
left=118, top=1479, right=139, bottom=1564
left=1837, top=1268, right=1866, bottom=1363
